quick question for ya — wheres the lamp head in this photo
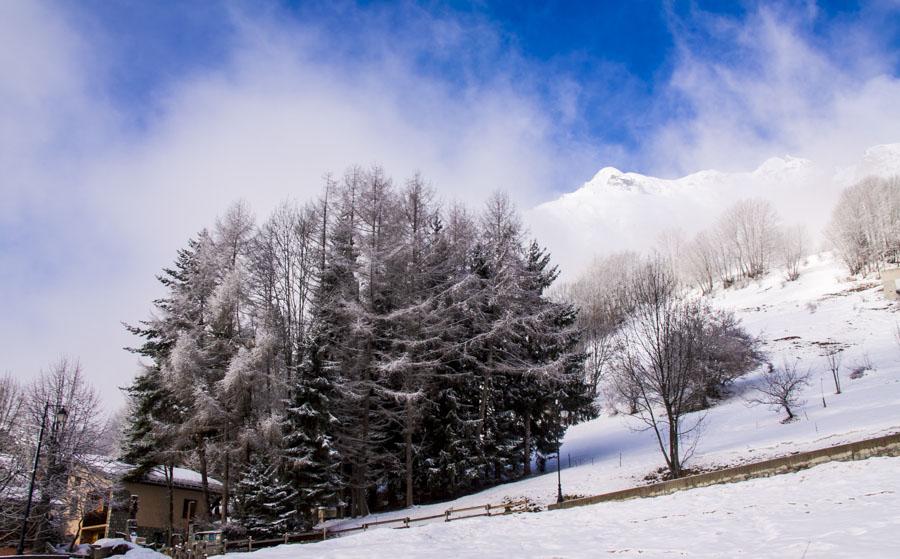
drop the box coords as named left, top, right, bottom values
left=56, top=406, right=68, bottom=426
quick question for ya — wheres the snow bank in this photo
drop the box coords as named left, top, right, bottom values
left=92, top=538, right=167, bottom=559
left=250, top=456, right=900, bottom=558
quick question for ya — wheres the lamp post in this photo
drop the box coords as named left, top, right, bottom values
left=17, top=403, right=68, bottom=555
left=556, top=407, right=569, bottom=504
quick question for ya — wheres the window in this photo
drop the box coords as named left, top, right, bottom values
left=182, top=499, right=197, bottom=520
left=129, top=495, right=139, bottom=519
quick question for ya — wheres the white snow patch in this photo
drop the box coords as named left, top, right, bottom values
left=249, top=457, right=900, bottom=558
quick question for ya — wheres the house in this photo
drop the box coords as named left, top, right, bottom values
left=63, top=461, right=223, bottom=546
left=882, top=268, right=900, bottom=301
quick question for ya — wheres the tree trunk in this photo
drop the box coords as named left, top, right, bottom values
left=198, top=438, right=211, bottom=521
left=405, top=400, right=414, bottom=508
left=785, top=406, right=795, bottom=421
left=166, top=463, right=174, bottom=546
left=523, top=411, right=532, bottom=476
left=222, top=423, right=230, bottom=523
left=668, top=417, right=681, bottom=478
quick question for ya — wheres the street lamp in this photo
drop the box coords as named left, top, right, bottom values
left=556, top=407, right=569, bottom=504
left=17, top=403, right=68, bottom=555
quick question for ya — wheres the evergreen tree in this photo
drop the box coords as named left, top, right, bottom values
left=120, top=168, right=595, bottom=521
left=234, top=452, right=298, bottom=538
left=281, top=355, right=343, bottom=528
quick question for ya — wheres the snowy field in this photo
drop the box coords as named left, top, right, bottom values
left=249, top=456, right=900, bottom=558
left=314, top=254, right=899, bottom=533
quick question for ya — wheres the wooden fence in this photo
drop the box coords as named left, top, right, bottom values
left=164, top=499, right=529, bottom=558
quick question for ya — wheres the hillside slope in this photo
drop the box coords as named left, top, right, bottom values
left=310, top=253, right=899, bottom=535
left=249, top=456, right=900, bottom=558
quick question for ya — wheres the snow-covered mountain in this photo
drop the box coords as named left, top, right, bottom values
left=528, top=144, right=900, bottom=279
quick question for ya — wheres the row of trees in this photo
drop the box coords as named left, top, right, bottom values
left=122, top=166, right=593, bottom=539
left=827, top=175, right=900, bottom=275
left=677, top=198, right=807, bottom=294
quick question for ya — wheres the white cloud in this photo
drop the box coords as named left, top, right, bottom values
left=0, top=2, right=596, bottom=407
left=3, top=1, right=898, bottom=407
left=646, top=5, right=900, bottom=177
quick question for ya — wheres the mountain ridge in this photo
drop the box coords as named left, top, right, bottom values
left=527, top=143, right=900, bottom=278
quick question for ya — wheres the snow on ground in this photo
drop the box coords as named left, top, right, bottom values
left=92, top=538, right=168, bottom=559
left=251, top=456, right=900, bottom=558
left=318, top=253, right=900, bottom=536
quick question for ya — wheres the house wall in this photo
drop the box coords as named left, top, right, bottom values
left=882, top=268, right=900, bottom=301
left=123, top=482, right=215, bottom=536
left=63, top=481, right=217, bottom=545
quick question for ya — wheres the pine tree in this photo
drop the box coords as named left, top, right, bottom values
left=234, top=452, right=298, bottom=538
left=281, top=355, right=343, bottom=528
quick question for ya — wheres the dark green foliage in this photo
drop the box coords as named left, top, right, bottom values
left=234, top=452, right=298, bottom=538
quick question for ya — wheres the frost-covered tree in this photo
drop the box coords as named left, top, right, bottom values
left=827, top=175, right=900, bottom=274
left=716, top=198, right=781, bottom=280
left=123, top=167, right=593, bottom=524
left=0, top=374, right=26, bottom=543
left=25, top=359, right=108, bottom=547
left=684, top=231, right=721, bottom=294
left=778, top=224, right=808, bottom=281
left=561, top=252, right=639, bottom=402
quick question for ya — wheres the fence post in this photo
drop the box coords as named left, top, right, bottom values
left=222, top=538, right=227, bottom=555
left=485, top=504, right=491, bottom=516
left=248, top=537, right=252, bottom=553
left=444, top=509, right=451, bottom=522
left=284, top=532, right=289, bottom=544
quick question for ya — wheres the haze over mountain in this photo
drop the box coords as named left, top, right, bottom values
left=528, top=143, right=900, bottom=279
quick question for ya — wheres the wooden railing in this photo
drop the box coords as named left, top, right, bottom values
left=166, top=498, right=530, bottom=557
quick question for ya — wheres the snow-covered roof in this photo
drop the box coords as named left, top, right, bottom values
left=142, top=465, right=224, bottom=493
left=82, top=455, right=223, bottom=492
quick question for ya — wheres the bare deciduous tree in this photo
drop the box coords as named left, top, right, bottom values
left=779, top=224, right=807, bottom=281
left=684, top=231, right=719, bottom=294
left=0, top=374, right=27, bottom=542
left=717, top=198, right=781, bottom=280
left=826, top=175, right=900, bottom=275
left=614, top=259, right=705, bottom=479
left=24, top=358, right=109, bottom=548
left=561, top=252, right=639, bottom=403
left=750, top=360, right=810, bottom=422
left=825, top=349, right=843, bottom=395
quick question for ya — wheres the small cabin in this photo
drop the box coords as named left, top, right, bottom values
left=64, top=462, right=222, bottom=547
left=883, top=268, right=900, bottom=301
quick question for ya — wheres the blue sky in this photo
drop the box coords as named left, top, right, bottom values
left=2, top=0, right=900, bottom=406
left=56, top=0, right=900, bottom=172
